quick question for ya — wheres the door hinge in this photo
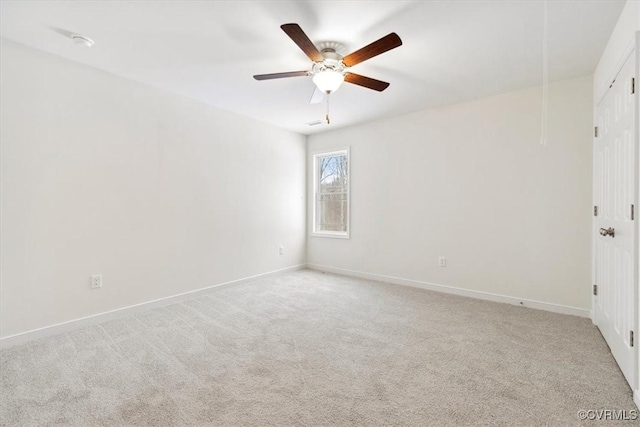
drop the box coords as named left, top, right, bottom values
left=593, top=284, right=598, bottom=296
left=594, top=206, right=598, bottom=216
left=631, top=331, right=634, bottom=347
left=632, top=204, right=635, bottom=220
left=632, top=77, right=636, bottom=95
left=594, top=126, right=599, bottom=137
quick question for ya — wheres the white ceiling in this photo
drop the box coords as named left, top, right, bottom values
left=0, top=1, right=625, bottom=135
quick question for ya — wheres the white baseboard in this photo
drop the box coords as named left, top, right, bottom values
left=1, top=263, right=592, bottom=348
left=0, top=264, right=305, bottom=349
left=307, top=264, right=590, bottom=318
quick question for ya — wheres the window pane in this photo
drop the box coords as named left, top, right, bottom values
left=315, top=151, right=349, bottom=235
left=319, top=155, right=348, bottom=188
left=317, top=193, right=348, bottom=232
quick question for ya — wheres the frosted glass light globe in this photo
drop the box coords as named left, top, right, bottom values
left=313, top=70, right=344, bottom=93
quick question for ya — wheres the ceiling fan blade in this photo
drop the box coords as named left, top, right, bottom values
left=342, top=33, right=402, bottom=67
left=344, top=73, right=390, bottom=92
left=281, top=23, right=324, bottom=62
left=309, top=86, right=325, bottom=104
left=253, top=71, right=309, bottom=81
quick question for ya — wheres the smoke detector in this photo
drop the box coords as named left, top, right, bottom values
left=71, top=34, right=94, bottom=48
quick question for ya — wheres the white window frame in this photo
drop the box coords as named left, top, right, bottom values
left=311, top=147, right=350, bottom=239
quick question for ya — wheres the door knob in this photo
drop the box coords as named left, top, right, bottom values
left=599, top=227, right=615, bottom=238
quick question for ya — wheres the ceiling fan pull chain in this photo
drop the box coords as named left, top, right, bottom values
left=326, top=92, right=331, bottom=124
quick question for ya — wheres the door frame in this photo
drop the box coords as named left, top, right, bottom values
left=635, top=31, right=640, bottom=409
left=591, top=33, right=639, bottom=401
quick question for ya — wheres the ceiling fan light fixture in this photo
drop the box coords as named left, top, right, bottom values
left=313, top=70, right=344, bottom=94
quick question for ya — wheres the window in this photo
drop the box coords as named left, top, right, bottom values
left=312, top=148, right=349, bottom=238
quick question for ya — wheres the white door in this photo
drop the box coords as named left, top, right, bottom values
left=594, top=50, right=637, bottom=386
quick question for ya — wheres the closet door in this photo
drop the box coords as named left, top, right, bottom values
left=593, top=50, right=637, bottom=387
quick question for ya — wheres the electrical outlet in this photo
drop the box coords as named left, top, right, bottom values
left=279, top=246, right=284, bottom=255
left=91, top=274, right=102, bottom=289
left=438, top=257, right=446, bottom=268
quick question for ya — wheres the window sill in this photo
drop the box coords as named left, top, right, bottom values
left=310, top=232, right=350, bottom=239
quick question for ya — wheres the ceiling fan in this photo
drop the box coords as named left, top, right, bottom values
left=254, top=24, right=402, bottom=122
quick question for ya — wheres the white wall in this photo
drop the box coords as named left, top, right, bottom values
left=0, top=39, right=306, bottom=338
left=307, top=75, right=593, bottom=311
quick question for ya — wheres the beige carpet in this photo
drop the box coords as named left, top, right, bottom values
left=1, top=269, right=637, bottom=426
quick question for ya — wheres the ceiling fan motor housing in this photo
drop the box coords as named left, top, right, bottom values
left=312, top=48, right=345, bottom=75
